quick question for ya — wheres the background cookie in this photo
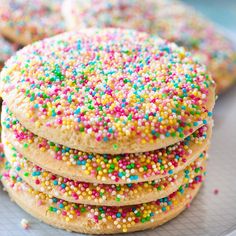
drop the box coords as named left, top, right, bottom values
left=0, top=36, right=16, bottom=70
left=62, top=0, right=155, bottom=32
left=151, top=0, right=236, bottom=93
left=0, top=0, right=65, bottom=45
left=62, top=0, right=235, bottom=93
left=0, top=29, right=215, bottom=154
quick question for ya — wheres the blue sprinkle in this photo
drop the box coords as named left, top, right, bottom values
left=151, top=130, right=156, bottom=135
left=168, top=201, right=172, bottom=206
left=74, top=108, right=81, bottom=115
left=77, top=160, right=85, bottom=166
left=61, top=183, right=66, bottom=189
left=130, top=175, right=138, bottom=181
left=77, top=40, right=82, bottom=51
left=17, top=177, right=22, bottom=182
left=186, top=136, right=191, bottom=141
left=108, top=128, right=113, bottom=133
left=116, top=213, right=121, bottom=218
left=67, top=95, right=72, bottom=103
left=118, top=172, right=123, bottom=177
left=52, top=198, right=57, bottom=203
left=162, top=207, right=166, bottom=212
left=32, top=171, right=41, bottom=176
left=195, top=176, right=200, bottom=181
left=179, top=188, right=184, bottom=194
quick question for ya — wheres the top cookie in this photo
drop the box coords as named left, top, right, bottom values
left=0, top=29, right=215, bottom=154
left=0, top=0, right=65, bottom=45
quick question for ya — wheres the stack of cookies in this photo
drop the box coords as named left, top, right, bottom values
left=0, top=29, right=215, bottom=234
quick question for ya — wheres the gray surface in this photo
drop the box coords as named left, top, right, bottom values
left=1, top=1, right=236, bottom=236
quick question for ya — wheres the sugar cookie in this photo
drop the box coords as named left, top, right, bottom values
left=0, top=29, right=215, bottom=154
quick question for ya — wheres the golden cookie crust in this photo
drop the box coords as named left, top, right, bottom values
left=3, top=142, right=206, bottom=206
left=1, top=107, right=212, bottom=184
left=1, top=172, right=202, bottom=234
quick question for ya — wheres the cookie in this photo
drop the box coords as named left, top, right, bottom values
left=0, top=0, right=65, bottom=45
left=62, top=0, right=155, bottom=32
left=1, top=166, right=204, bottom=234
left=1, top=105, right=212, bottom=184
left=0, top=29, right=215, bottom=154
left=3, top=142, right=206, bottom=206
left=62, top=0, right=235, bottom=93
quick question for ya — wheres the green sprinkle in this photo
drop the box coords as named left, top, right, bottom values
left=23, top=143, right=29, bottom=148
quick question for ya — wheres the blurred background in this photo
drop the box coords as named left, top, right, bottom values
left=182, top=0, right=236, bottom=34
